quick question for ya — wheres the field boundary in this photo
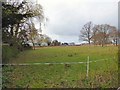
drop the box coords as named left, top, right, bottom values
left=1, top=57, right=116, bottom=78
left=1, top=57, right=116, bottom=66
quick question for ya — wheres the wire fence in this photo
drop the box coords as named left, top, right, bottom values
left=1, top=56, right=117, bottom=78
left=1, top=56, right=116, bottom=66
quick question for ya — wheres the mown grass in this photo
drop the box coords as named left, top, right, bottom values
left=2, top=45, right=118, bottom=88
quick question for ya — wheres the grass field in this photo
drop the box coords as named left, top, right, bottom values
left=2, top=46, right=118, bottom=88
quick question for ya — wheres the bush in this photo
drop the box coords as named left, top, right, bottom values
left=23, top=43, right=32, bottom=50
left=2, top=44, right=32, bottom=63
left=2, top=45, right=20, bottom=63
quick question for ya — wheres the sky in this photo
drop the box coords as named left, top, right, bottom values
left=34, top=0, right=119, bottom=44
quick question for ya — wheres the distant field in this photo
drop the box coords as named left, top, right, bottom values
left=2, top=46, right=118, bottom=88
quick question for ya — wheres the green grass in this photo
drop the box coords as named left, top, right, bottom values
left=2, top=46, right=118, bottom=88
left=8, top=46, right=118, bottom=63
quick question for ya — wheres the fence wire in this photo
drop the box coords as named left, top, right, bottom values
left=1, top=57, right=116, bottom=66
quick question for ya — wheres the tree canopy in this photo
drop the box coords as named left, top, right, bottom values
left=80, top=22, right=119, bottom=46
left=2, top=0, right=44, bottom=50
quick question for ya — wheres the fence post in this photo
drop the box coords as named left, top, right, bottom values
left=86, top=56, right=89, bottom=78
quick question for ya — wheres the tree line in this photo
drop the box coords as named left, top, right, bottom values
left=79, top=21, right=120, bottom=46
left=2, top=0, right=62, bottom=50
left=3, top=0, right=119, bottom=50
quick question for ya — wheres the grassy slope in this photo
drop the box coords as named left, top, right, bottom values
left=3, top=46, right=118, bottom=88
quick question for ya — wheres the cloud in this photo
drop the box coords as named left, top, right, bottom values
left=36, top=0, right=118, bottom=43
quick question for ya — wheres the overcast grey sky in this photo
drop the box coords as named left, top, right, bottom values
left=35, top=0, right=119, bottom=44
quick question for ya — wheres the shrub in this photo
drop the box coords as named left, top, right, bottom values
left=22, top=43, right=32, bottom=50
left=2, top=45, right=20, bottom=63
left=2, top=44, right=32, bottom=63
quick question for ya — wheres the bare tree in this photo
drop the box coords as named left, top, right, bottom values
left=91, top=24, right=112, bottom=46
left=109, top=26, right=119, bottom=46
left=80, top=21, right=93, bottom=44
left=27, top=21, right=38, bottom=50
left=91, top=25, right=100, bottom=45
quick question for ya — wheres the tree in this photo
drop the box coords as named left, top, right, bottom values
left=91, top=24, right=112, bottom=46
left=43, top=35, right=52, bottom=46
left=80, top=21, right=93, bottom=44
left=51, top=40, right=61, bottom=46
left=2, top=0, right=44, bottom=50
left=109, top=26, right=119, bottom=46
left=91, top=25, right=99, bottom=45
left=27, top=22, right=38, bottom=50
left=38, top=34, right=52, bottom=46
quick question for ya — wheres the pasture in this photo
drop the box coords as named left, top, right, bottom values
left=2, top=46, right=118, bottom=88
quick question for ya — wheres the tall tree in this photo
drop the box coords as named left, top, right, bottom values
left=80, top=21, right=93, bottom=44
left=109, top=26, right=119, bottom=46
left=91, top=24, right=112, bottom=46
left=91, top=25, right=99, bottom=45
left=27, top=21, right=38, bottom=50
left=2, top=0, right=44, bottom=50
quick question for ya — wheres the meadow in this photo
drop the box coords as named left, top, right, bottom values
left=2, top=45, right=118, bottom=88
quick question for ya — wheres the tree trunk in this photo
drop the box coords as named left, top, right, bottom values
left=33, top=43, right=35, bottom=50
left=101, top=44, right=103, bottom=47
left=15, top=23, right=19, bottom=37
left=88, top=39, right=90, bottom=45
left=115, top=38, right=118, bottom=46
left=32, top=40, right=35, bottom=50
left=10, top=26, right=14, bottom=36
left=101, top=40, right=104, bottom=47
